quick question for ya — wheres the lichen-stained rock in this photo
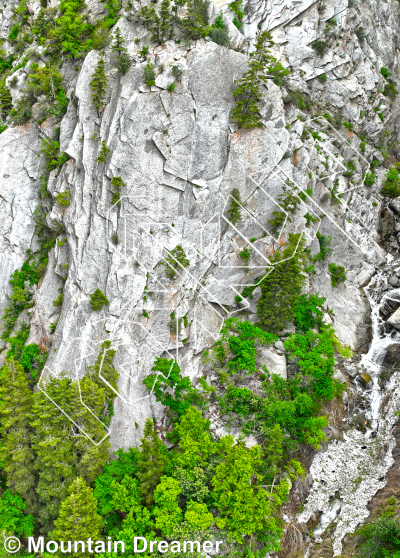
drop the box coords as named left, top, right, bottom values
left=0, top=125, right=41, bottom=329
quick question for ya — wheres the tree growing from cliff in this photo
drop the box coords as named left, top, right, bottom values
left=226, top=188, right=242, bottom=225
left=111, top=29, right=130, bottom=75
left=90, top=53, right=108, bottom=111
left=231, top=31, right=289, bottom=129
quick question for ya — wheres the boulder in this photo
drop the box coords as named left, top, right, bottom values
left=381, top=208, right=396, bottom=238
left=381, top=344, right=400, bottom=368
left=389, top=198, right=400, bottom=217
left=258, top=348, right=287, bottom=379
left=387, top=308, right=400, bottom=330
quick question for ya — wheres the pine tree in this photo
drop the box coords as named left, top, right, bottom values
left=71, top=378, right=110, bottom=485
left=136, top=418, right=168, bottom=506
left=30, top=374, right=77, bottom=532
left=90, top=53, right=108, bottom=111
left=0, top=358, right=36, bottom=514
left=51, top=477, right=103, bottom=556
left=111, top=29, right=130, bottom=75
left=231, top=31, right=278, bottom=129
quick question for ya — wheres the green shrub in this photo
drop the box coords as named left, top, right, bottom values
left=383, top=83, right=398, bottom=99
left=381, top=67, right=392, bottom=80
left=381, top=168, right=400, bottom=198
left=239, top=247, right=252, bottom=264
left=343, top=121, right=353, bottom=131
left=53, top=293, right=63, bottom=306
left=91, top=20, right=111, bottom=50
left=227, top=188, right=242, bottom=225
left=355, top=27, right=365, bottom=42
left=90, top=54, right=108, bottom=111
left=167, top=82, right=175, bottom=92
left=55, top=191, right=70, bottom=207
left=143, top=61, right=156, bottom=86
left=328, top=263, right=347, bottom=287
left=318, top=73, right=327, bottom=83
left=312, top=231, right=332, bottom=261
left=89, top=289, right=109, bottom=311
left=229, top=0, right=244, bottom=29
left=97, top=141, right=111, bottom=164
left=209, top=26, right=230, bottom=46
left=172, top=65, right=183, bottom=81
left=143, top=358, right=205, bottom=422
left=164, top=245, right=190, bottom=279
left=45, top=0, right=93, bottom=59
left=312, top=39, right=329, bottom=57
left=364, top=172, right=375, bottom=187
left=110, top=176, right=125, bottom=205
left=355, top=516, right=400, bottom=558
left=8, top=24, right=21, bottom=43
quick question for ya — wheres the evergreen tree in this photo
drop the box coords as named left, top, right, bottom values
left=136, top=418, right=168, bottom=506
left=30, top=374, right=77, bottom=532
left=71, top=378, right=110, bottom=485
left=231, top=31, right=288, bottom=129
left=257, top=234, right=307, bottom=334
left=90, top=53, right=108, bottom=111
left=51, top=477, right=103, bottom=556
left=0, top=358, right=36, bottom=514
left=111, top=29, right=130, bottom=75
left=180, top=0, right=210, bottom=41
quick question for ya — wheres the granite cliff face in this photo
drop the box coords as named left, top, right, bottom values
left=1, top=0, right=400, bottom=555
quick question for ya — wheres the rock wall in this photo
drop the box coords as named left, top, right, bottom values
left=2, top=0, right=400, bottom=555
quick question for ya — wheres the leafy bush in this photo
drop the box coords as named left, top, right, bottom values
left=313, top=231, right=332, bottom=261
left=167, top=82, right=175, bottom=92
left=356, top=516, right=400, bottom=558
left=383, top=83, right=398, bottom=99
left=381, top=168, right=400, bottom=198
left=89, top=289, right=109, bottom=311
left=143, top=61, right=156, bottom=86
left=318, top=73, right=327, bottom=83
left=210, top=26, right=230, bottom=46
left=229, top=0, right=244, bottom=29
left=355, top=27, right=365, bottom=42
left=381, top=67, right=392, bottom=80
left=45, top=0, right=93, bottom=59
left=110, top=176, right=125, bottom=205
left=143, top=358, right=206, bottom=422
left=364, top=172, right=376, bottom=187
left=53, top=293, right=63, bottom=306
left=328, top=263, right=347, bottom=287
left=227, top=188, right=242, bottom=225
left=55, top=191, right=70, bottom=207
